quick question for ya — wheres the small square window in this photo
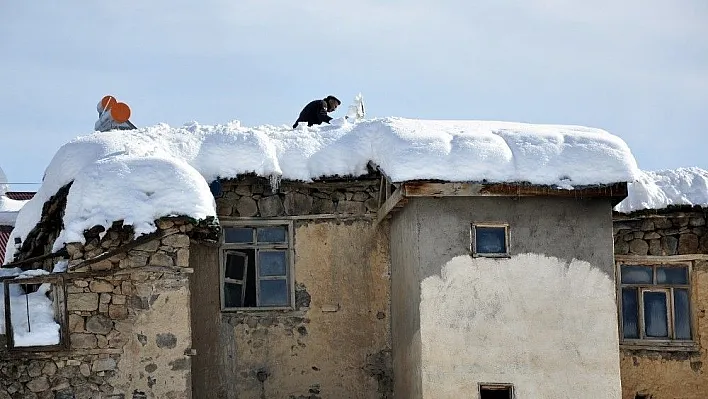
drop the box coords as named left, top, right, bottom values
left=471, top=224, right=509, bottom=257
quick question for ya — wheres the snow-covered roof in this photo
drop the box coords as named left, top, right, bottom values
left=3, top=116, right=640, bottom=264
left=614, top=167, right=708, bottom=214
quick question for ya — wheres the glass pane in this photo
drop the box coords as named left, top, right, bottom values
left=225, top=252, right=246, bottom=280
left=259, top=251, right=287, bottom=277
left=620, top=265, right=653, bottom=284
left=257, top=227, right=287, bottom=243
left=622, top=288, right=639, bottom=339
left=657, top=266, right=688, bottom=285
left=475, top=226, right=507, bottom=254
left=674, top=289, right=692, bottom=340
left=224, top=283, right=243, bottom=307
left=224, top=227, right=253, bottom=243
left=644, top=291, right=668, bottom=338
left=259, top=279, right=289, bottom=306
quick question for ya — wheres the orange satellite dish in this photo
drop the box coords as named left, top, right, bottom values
left=110, top=102, right=131, bottom=123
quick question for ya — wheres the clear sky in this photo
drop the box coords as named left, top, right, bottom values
left=1, top=1, right=706, bottom=191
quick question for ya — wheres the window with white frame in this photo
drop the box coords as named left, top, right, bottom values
left=220, top=223, right=293, bottom=310
left=618, top=264, right=692, bottom=343
left=471, top=223, right=509, bottom=257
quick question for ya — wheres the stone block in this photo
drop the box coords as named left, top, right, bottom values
left=690, top=217, right=706, bottom=227
left=157, top=219, right=175, bottom=230
left=42, top=362, right=57, bottom=377
left=258, top=195, right=284, bottom=217
left=27, top=361, right=43, bottom=378
left=68, top=293, right=99, bottom=311
left=236, top=197, right=258, bottom=217
left=109, top=305, right=128, bottom=320
left=149, top=253, right=174, bottom=267
left=74, top=281, right=89, bottom=288
left=97, top=335, right=109, bottom=348
left=112, top=294, right=127, bottom=305
left=70, top=333, right=97, bottom=349
left=176, top=248, right=189, bottom=267
left=128, top=253, right=149, bottom=267
left=614, top=239, right=629, bottom=255
left=640, top=219, right=655, bottom=231
left=661, top=236, right=678, bottom=255
left=312, top=198, right=335, bottom=214
left=162, top=234, right=190, bottom=249
left=80, top=363, right=91, bottom=377
left=135, top=240, right=160, bottom=252
left=92, top=358, right=116, bottom=372
left=649, top=239, right=662, bottom=256
left=26, top=376, right=49, bottom=393
left=352, top=191, right=369, bottom=201
left=654, top=217, right=672, bottom=228
left=365, top=198, right=379, bottom=212
left=643, top=232, right=661, bottom=240
left=701, top=235, right=708, bottom=253
left=234, top=184, right=252, bottom=195
left=629, top=239, right=649, bottom=255
left=216, top=201, right=232, bottom=216
left=284, top=192, right=313, bottom=215
left=90, top=281, right=114, bottom=293
left=336, top=200, right=366, bottom=214
left=68, top=313, right=85, bottom=332
left=90, top=260, right=113, bottom=271
left=100, top=293, right=112, bottom=304
left=679, top=233, right=699, bottom=254
left=86, top=315, right=113, bottom=335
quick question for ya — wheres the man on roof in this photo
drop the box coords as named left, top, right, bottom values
left=292, top=95, right=341, bottom=128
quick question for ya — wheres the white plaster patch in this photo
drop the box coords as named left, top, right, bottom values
left=420, top=253, right=621, bottom=399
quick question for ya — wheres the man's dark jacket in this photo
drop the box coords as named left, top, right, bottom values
left=293, top=99, right=332, bottom=128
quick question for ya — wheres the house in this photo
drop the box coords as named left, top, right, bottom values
left=612, top=167, right=708, bottom=399
left=0, top=115, right=679, bottom=399
left=0, top=182, right=35, bottom=264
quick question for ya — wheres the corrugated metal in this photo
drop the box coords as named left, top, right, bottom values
left=6, top=191, right=36, bottom=201
left=0, top=225, right=13, bottom=265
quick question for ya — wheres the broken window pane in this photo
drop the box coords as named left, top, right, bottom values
left=621, top=266, right=652, bottom=284
left=643, top=291, right=668, bottom=338
left=622, top=288, right=639, bottom=339
left=225, top=252, right=247, bottom=280
left=259, top=251, right=287, bottom=277
left=257, top=227, right=287, bottom=243
left=475, top=226, right=506, bottom=254
left=674, top=289, right=692, bottom=340
left=656, top=266, right=688, bottom=284
left=259, top=279, right=288, bottom=306
left=223, top=283, right=243, bottom=308
left=224, top=227, right=253, bottom=243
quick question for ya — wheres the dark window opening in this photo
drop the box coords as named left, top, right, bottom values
left=480, top=384, right=512, bottom=399
left=635, top=394, right=652, bottom=399
left=472, top=224, right=509, bottom=257
left=221, top=225, right=291, bottom=310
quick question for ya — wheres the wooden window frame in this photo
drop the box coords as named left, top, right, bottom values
left=471, top=223, right=510, bottom=258
left=616, top=259, right=696, bottom=351
left=219, top=220, right=295, bottom=311
left=479, top=383, right=514, bottom=398
left=2, top=275, right=69, bottom=351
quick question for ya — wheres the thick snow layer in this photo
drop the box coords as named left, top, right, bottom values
left=0, top=166, right=8, bottom=196
left=0, top=267, right=60, bottom=346
left=615, top=167, right=708, bottom=213
left=4, top=117, right=639, bottom=263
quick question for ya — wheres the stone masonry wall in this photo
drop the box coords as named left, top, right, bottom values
left=215, top=175, right=382, bottom=217
left=614, top=210, right=708, bottom=256
left=1, top=217, right=202, bottom=399
left=613, top=208, right=708, bottom=399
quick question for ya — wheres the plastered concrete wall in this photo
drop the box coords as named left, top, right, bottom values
left=421, top=254, right=621, bottom=398
left=191, top=220, right=392, bottom=399
left=390, top=197, right=621, bottom=398
left=389, top=202, right=422, bottom=399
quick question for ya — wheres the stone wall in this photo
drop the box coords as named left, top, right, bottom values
left=613, top=208, right=708, bottom=399
left=1, top=217, right=209, bottom=399
left=614, top=210, right=708, bottom=256
left=215, top=175, right=381, bottom=217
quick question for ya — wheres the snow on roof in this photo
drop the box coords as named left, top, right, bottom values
left=0, top=195, right=27, bottom=226
left=614, top=167, right=708, bottom=214
left=3, top=116, right=639, bottom=264
left=0, top=166, right=8, bottom=196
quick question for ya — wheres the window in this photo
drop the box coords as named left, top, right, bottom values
left=618, top=264, right=692, bottom=343
left=479, top=384, right=513, bottom=399
left=471, top=223, right=509, bottom=257
left=2, top=275, right=68, bottom=350
left=220, top=223, right=293, bottom=310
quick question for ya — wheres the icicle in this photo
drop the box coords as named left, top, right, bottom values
left=269, top=174, right=282, bottom=192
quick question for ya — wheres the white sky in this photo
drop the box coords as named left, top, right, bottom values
left=1, top=0, right=706, bottom=190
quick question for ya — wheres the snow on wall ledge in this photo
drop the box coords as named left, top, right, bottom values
left=420, top=254, right=621, bottom=398
left=615, top=167, right=708, bottom=213
left=4, top=116, right=638, bottom=264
